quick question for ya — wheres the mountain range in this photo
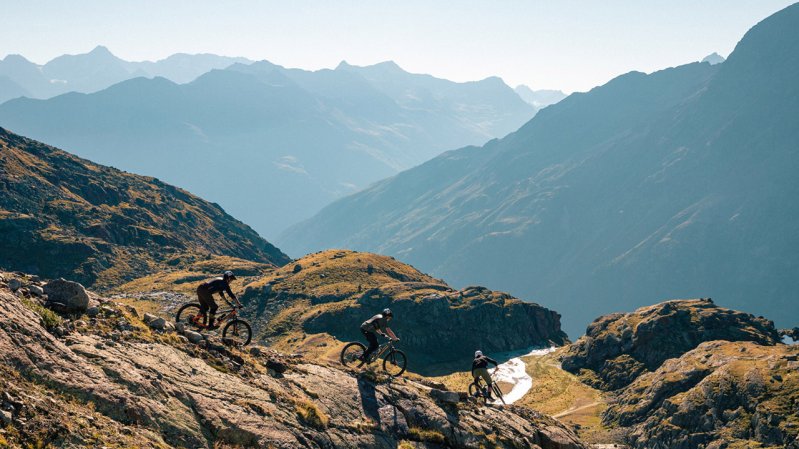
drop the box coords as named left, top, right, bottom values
left=0, top=55, right=547, bottom=236
left=278, top=3, right=799, bottom=337
left=0, top=45, right=251, bottom=103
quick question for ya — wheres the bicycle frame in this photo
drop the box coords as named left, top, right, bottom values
left=368, top=339, right=396, bottom=362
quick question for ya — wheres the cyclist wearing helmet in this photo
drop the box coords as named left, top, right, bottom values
left=196, top=270, right=241, bottom=330
left=359, top=308, right=398, bottom=363
left=472, top=350, right=499, bottom=399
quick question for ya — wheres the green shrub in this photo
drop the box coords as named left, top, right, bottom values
left=21, top=299, right=63, bottom=329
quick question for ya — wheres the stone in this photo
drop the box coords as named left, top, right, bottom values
left=249, top=346, right=265, bottom=357
left=143, top=313, right=158, bottom=324
left=8, top=279, right=21, bottom=292
left=86, top=306, right=100, bottom=317
left=430, top=388, right=461, bottom=404
left=185, top=331, right=204, bottom=344
left=28, top=285, right=44, bottom=297
left=164, top=321, right=175, bottom=332
left=175, top=322, right=186, bottom=333
left=265, top=358, right=288, bottom=374
left=43, top=279, right=90, bottom=312
left=0, top=410, right=12, bottom=425
left=148, top=317, right=167, bottom=330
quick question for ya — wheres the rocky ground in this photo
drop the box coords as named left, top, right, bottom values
left=0, top=270, right=587, bottom=449
left=605, top=340, right=799, bottom=449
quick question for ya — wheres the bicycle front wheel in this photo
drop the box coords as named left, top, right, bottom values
left=383, top=349, right=407, bottom=377
left=340, top=342, right=366, bottom=367
left=492, top=382, right=506, bottom=404
left=222, top=319, right=252, bottom=346
left=176, top=303, right=204, bottom=329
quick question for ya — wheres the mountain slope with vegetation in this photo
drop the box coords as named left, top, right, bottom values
left=279, top=3, right=799, bottom=337
left=119, top=249, right=569, bottom=375
left=0, top=128, right=288, bottom=287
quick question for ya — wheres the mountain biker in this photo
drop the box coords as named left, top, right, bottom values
left=359, top=308, right=398, bottom=364
left=472, top=350, right=499, bottom=399
left=196, top=270, right=241, bottom=330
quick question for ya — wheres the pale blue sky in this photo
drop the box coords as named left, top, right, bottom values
left=2, top=1, right=796, bottom=92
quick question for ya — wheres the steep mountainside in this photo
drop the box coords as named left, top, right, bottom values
left=279, top=4, right=799, bottom=336
left=118, top=249, right=568, bottom=375
left=560, top=299, right=781, bottom=390
left=0, top=46, right=251, bottom=100
left=0, top=273, right=587, bottom=449
left=0, top=128, right=288, bottom=287
left=0, top=60, right=533, bottom=236
left=605, top=340, right=799, bottom=449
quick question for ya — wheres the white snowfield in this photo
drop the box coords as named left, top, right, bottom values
left=489, top=346, right=556, bottom=404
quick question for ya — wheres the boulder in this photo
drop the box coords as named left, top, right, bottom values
left=185, top=331, right=204, bottom=344
left=143, top=313, right=158, bottom=324
left=8, top=278, right=22, bottom=292
left=148, top=317, right=167, bottom=331
left=43, top=279, right=89, bottom=312
left=28, top=284, right=44, bottom=297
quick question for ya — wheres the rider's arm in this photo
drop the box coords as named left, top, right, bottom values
left=224, top=284, right=242, bottom=306
left=385, top=327, right=398, bottom=340
left=487, top=356, right=499, bottom=367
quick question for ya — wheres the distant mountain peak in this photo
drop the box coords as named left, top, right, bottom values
left=1, top=54, right=35, bottom=65
left=701, top=52, right=725, bottom=65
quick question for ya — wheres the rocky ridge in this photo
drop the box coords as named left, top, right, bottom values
left=0, top=127, right=289, bottom=288
left=120, top=249, right=569, bottom=375
left=0, top=270, right=587, bottom=449
left=561, top=299, right=781, bottom=391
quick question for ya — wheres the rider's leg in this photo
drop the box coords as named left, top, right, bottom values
left=197, top=287, right=210, bottom=325
left=360, top=329, right=379, bottom=362
left=207, top=297, right=219, bottom=329
left=475, top=367, right=493, bottom=398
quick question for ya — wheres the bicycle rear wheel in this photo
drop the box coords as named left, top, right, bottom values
left=340, top=342, right=366, bottom=367
left=383, top=349, right=407, bottom=377
left=176, top=303, right=204, bottom=329
left=468, top=382, right=486, bottom=405
left=222, top=319, right=252, bottom=346
left=492, top=382, right=506, bottom=404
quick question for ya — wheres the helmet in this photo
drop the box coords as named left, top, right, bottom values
left=382, top=308, right=393, bottom=317
left=223, top=270, right=236, bottom=281
left=474, top=350, right=483, bottom=358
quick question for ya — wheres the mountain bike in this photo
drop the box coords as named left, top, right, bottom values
left=469, top=374, right=505, bottom=405
left=175, top=301, right=253, bottom=346
left=340, top=337, right=407, bottom=377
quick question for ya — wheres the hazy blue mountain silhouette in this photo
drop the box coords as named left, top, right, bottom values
left=0, top=46, right=251, bottom=100
left=0, top=60, right=534, bottom=237
left=514, top=85, right=567, bottom=109
left=701, top=52, right=726, bottom=65
left=0, top=76, right=30, bottom=104
left=279, top=3, right=799, bottom=338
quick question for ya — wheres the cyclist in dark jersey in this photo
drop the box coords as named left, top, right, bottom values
left=196, top=270, right=241, bottom=329
left=472, top=350, right=499, bottom=399
left=359, top=308, right=398, bottom=364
